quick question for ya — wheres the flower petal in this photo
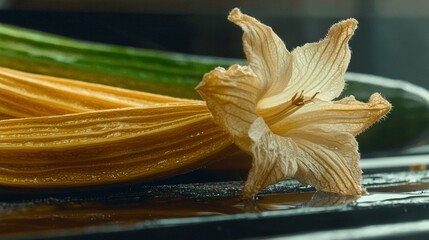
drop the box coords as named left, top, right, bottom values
left=243, top=117, right=298, bottom=198
left=290, top=19, right=357, bottom=100
left=259, top=18, right=357, bottom=109
left=290, top=128, right=365, bottom=195
left=228, top=8, right=292, bottom=97
left=196, top=65, right=260, bottom=150
left=270, top=93, right=391, bottom=137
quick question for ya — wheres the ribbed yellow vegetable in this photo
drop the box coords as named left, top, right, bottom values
left=0, top=67, right=235, bottom=187
left=0, top=104, right=235, bottom=187
left=0, top=66, right=242, bottom=188
left=0, top=66, right=196, bottom=119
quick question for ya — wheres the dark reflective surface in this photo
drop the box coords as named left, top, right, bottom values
left=0, top=170, right=428, bottom=239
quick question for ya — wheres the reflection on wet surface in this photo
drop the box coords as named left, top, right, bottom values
left=0, top=197, right=240, bottom=238
left=0, top=171, right=428, bottom=239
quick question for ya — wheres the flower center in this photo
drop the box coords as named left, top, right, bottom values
left=260, top=90, right=319, bottom=126
left=291, top=90, right=319, bottom=106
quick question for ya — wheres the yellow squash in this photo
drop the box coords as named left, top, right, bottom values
left=0, top=103, right=235, bottom=187
left=0, top=66, right=196, bottom=119
left=0, top=66, right=244, bottom=188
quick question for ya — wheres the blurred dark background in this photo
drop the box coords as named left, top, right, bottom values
left=0, top=0, right=427, bottom=89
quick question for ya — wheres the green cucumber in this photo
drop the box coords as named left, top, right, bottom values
left=0, top=23, right=241, bottom=98
left=0, top=23, right=427, bottom=154
left=344, top=73, right=429, bottom=155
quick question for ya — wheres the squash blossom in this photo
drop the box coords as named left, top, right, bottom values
left=196, top=8, right=391, bottom=199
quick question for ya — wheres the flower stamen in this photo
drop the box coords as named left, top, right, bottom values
left=262, top=91, right=319, bottom=125
left=292, top=91, right=319, bottom=106
left=306, top=91, right=320, bottom=103
left=291, top=90, right=304, bottom=106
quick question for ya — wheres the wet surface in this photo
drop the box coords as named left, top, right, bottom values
left=0, top=171, right=428, bottom=239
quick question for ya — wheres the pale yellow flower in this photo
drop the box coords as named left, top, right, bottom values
left=196, top=8, right=391, bottom=199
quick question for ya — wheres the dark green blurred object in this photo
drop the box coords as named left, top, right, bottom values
left=0, top=23, right=239, bottom=99
left=343, top=73, right=429, bottom=154
left=0, top=23, right=427, bottom=154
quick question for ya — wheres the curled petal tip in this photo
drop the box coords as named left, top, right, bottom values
left=369, top=93, right=392, bottom=117
left=368, top=93, right=392, bottom=110
left=344, top=18, right=358, bottom=34
left=338, top=18, right=358, bottom=30
left=228, top=8, right=243, bottom=22
left=343, top=18, right=359, bottom=26
left=196, top=65, right=256, bottom=92
left=328, top=18, right=358, bottom=39
left=228, top=8, right=261, bottom=28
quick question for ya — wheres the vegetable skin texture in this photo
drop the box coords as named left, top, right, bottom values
left=0, top=67, right=238, bottom=188
left=0, top=104, right=235, bottom=187
left=0, top=66, right=197, bottom=120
